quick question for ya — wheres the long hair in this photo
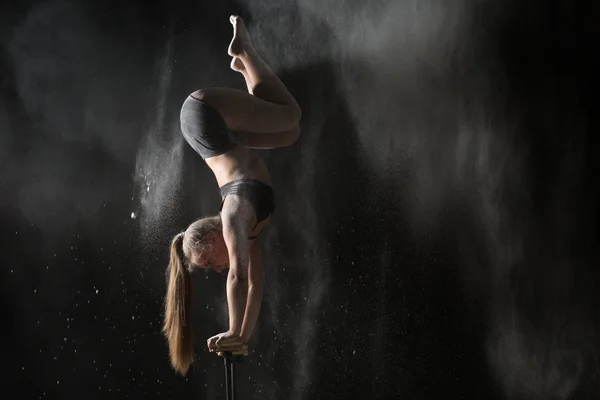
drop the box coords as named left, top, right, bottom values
left=163, top=216, right=222, bottom=375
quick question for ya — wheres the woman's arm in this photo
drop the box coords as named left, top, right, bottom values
left=222, top=213, right=252, bottom=336
left=239, top=242, right=263, bottom=342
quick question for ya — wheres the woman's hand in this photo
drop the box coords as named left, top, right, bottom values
left=206, top=331, right=243, bottom=352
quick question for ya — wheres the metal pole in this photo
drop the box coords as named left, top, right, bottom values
left=223, top=353, right=236, bottom=400
left=224, top=355, right=231, bottom=400
left=230, top=357, right=236, bottom=400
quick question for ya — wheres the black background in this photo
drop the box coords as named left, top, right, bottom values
left=1, top=0, right=598, bottom=399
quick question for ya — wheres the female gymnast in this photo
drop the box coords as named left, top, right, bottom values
left=163, top=15, right=302, bottom=375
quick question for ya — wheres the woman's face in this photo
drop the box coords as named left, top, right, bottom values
left=190, top=234, right=229, bottom=273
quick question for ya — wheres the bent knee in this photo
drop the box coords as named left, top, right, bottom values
left=288, top=103, right=302, bottom=127
left=285, top=125, right=301, bottom=146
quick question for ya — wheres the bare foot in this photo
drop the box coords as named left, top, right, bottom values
left=228, top=15, right=253, bottom=57
left=230, top=57, right=245, bottom=72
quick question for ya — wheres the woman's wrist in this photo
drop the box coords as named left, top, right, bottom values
left=239, top=331, right=250, bottom=343
left=228, top=328, right=241, bottom=337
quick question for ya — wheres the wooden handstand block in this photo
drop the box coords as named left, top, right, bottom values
left=215, top=343, right=248, bottom=356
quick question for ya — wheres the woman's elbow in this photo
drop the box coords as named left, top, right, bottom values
left=248, top=266, right=264, bottom=292
left=248, top=281, right=263, bottom=295
left=227, top=267, right=247, bottom=284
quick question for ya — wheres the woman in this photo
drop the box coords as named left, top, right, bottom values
left=163, top=15, right=301, bottom=375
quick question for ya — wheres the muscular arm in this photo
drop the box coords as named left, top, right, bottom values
left=239, top=242, right=264, bottom=342
left=222, top=211, right=252, bottom=336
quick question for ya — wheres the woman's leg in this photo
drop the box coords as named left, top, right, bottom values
left=192, top=16, right=301, bottom=138
left=230, top=58, right=253, bottom=95
left=229, top=57, right=300, bottom=148
left=228, top=15, right=298, bottom=108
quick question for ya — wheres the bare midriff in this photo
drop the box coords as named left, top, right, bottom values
left=205, top=145, right=271, bottom=188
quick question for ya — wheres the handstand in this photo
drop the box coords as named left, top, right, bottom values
left=163, top=15, right=301, bottom=375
